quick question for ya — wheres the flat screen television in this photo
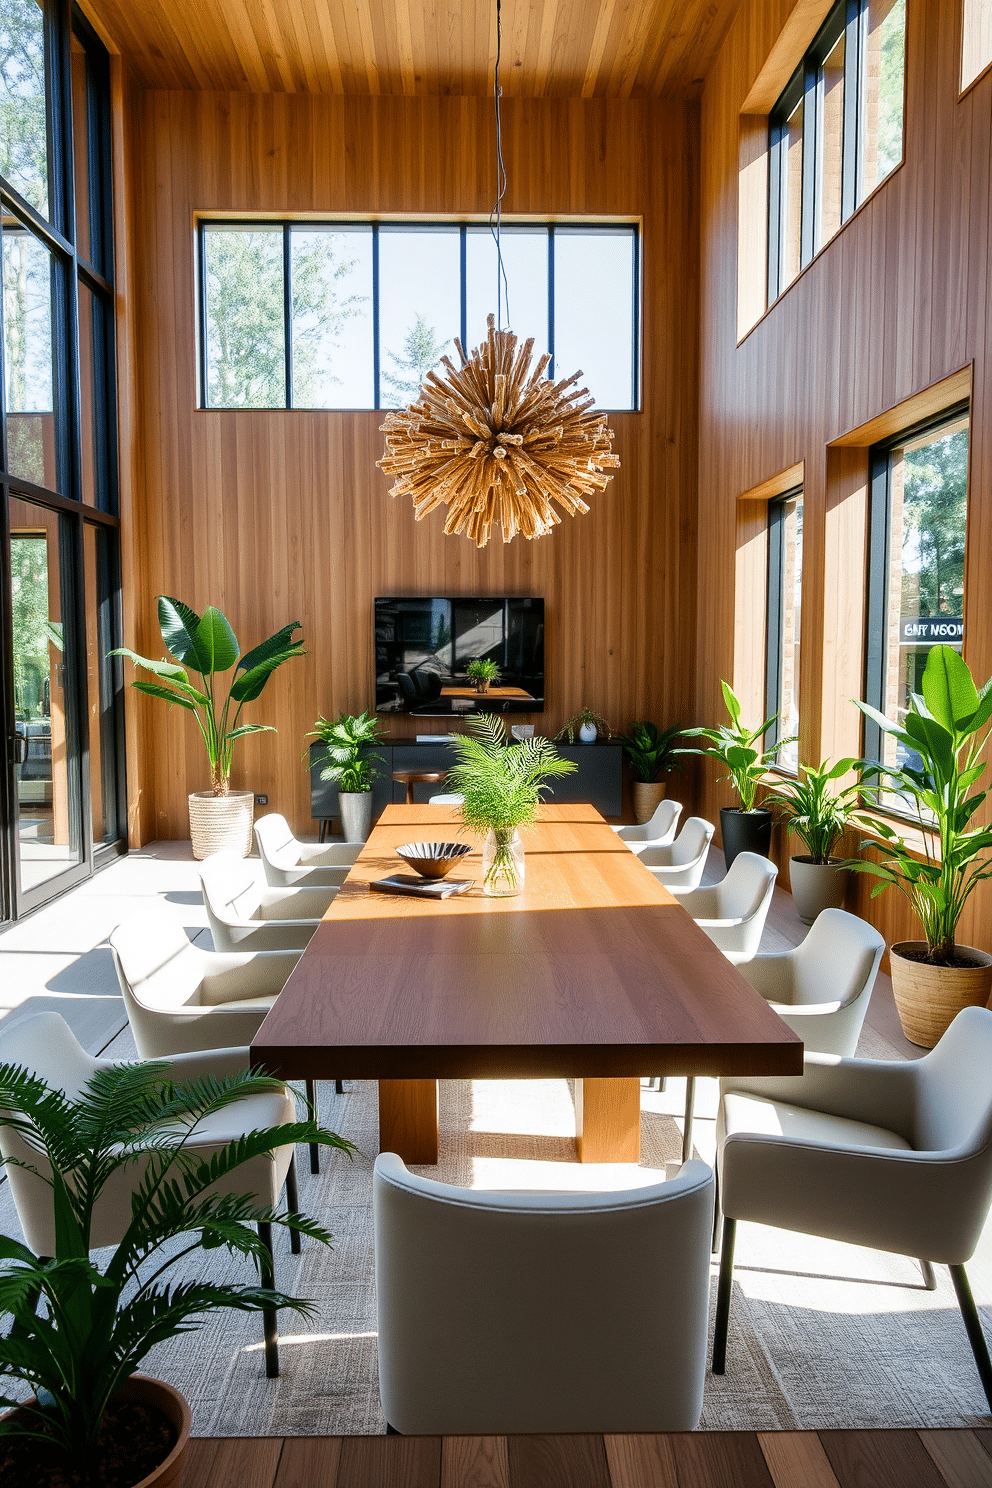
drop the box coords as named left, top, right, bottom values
left=375, top=597, right=545, bottom=715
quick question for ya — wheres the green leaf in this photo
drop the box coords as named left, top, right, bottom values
left=130, top=681, right=199, bottom=712
left=156, top=596, right=205, bottom=668
left=229, top=649, right=304, bottom=703
left=922, top=644, right=978, bottom=734
left=109, top=648, right=191, bottom=688
left=720, top=679, right=741, bottom=725
left=195, top=607, right=240, bottom=674
left=238, top=622, right=304, bottom=676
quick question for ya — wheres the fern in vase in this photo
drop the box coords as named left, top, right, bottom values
left=446, top=715, right=576, bottom=895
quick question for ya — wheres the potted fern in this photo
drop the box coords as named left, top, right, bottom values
left=447, top=715, right=576, bottom=894
left=765, top=758, right=860, bottom=924
left=112, top=597, right=305, bottom=859
left=620, top=721, right=683, bottom=823
left=308, top=710, right=387, bottom=842
left=0, top=1055, right=351, bottom=1488
left=465, top=657, right=501, bottom=694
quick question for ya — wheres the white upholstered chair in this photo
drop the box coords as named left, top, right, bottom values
left=373, top=1153, right=714, bottom=1434
left=428, top=793, right=464, bottom=806
left=612, top=797, right=682, bottom=848
left=712, top=1005, right=992, bottom=1410
left=254, top=812, right=360, bottom=888
left=0, top=1011, right=298, bottom=1377
left=637, top=816, right=715, bottom=890
left=738, top=907, right=885, bottom=1057
left=199, top=851, right=336, bottom=953
left=671, top=851, right=778, bottom=966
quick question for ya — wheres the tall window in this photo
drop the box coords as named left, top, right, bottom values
left=766, top=489, right=803, bottom=772
left=0, top=2, right=123, bottom=921
left=198, top=221, right=640, bottom=413
left=864, top=407, right=968, bottom=804
left=962, top=0, right=992, bottom=92
left=768, top=0, right=905, bottom=305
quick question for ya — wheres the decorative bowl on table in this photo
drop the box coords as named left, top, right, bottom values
left=395, top=841, right=473, bottom=880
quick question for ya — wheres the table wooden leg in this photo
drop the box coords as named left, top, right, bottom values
left=378, top=1079, right=439, bottom=1164
left=406, top=782, right=415, bottom=805
left=574, top=1077, right=641, bottom=1162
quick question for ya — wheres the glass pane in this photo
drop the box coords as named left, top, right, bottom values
left=10, top=499, right=81, bottom=891
left=290, top=227, right=373, bottom=408
left=84, top=523, right=119, bottom=847
left=879, top=415, right=968, bottom=805
left=775, top=496, right=803, bottom=772
left=0, top=0, right=48, bottom=217
left=3, top=221, right=57, bottom=488
left=962, top=0, right=992, bottom=91
left=816, top=32, right=845, bottom=250
left=553, top=229, right=635, bottom=410
left=204, top=226, right=286, bottom=408
left=860, top=0, right=905, bottom=203
left=780, top=96, right=804, bottom=291
left=378, top=227, right=460, bottom=408
left=465, top=226, right=548, bottom=352
left=71, top=31, right=90, bottom=262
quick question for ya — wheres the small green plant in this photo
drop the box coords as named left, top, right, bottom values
left=309, top=710, right=387, bottom=794
left=0, top=1059, right=351, bottom=1477
left=447, top=714, right=576, bottom=891
left=555, top=708, right=613, bottom=743
left=853, top=645, right=992, bottom=965
left=678, top=680, right=793, bottom=812
left=620, top=721, right=684, bottom=783
left=765, top=757, right=860, bottom=863
left=111, top=597, right=305, bottom=795
left=466, top=657, right=501, bottom=687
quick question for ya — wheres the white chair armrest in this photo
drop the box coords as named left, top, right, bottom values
left=149, top=1045, right=254, bottom=1080
left=721, top=1051, right=919, bottom=1135
left=200, top=950, right=301, bottom=1005
left=737, top=952, right=796, bottom=1004
left=211, top=923, right=317, bottom=952
left=673, top=886, right=719, bottom=918
left=259, top=887, right=334, bottom=921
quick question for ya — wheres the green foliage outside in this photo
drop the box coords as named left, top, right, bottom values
left=381, top=313, right=447, bottom=400
left=10, top=533, right=49, bottom=719
left=900, top=424, right=967, bottom=626
left=0, top=0, right=48, bottom=214
left=876, top=0, right=905, bottom=182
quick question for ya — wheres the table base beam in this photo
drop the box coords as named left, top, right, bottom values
left=574, top=1077, right=641, bottom=1163
left=378, top=1079, right=439, bottom=1164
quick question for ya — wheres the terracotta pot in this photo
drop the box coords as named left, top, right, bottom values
left=889, top=941, right=992, bottom=1049
left=632, top=780, right=667, bottom=825
left=789, top=855, right=849, bottom=926
left=3, top=1374, right=191, bottom=1488
left=188, top=789, right=254, bottom=861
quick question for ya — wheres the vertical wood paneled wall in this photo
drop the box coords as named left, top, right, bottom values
left=698, top=0, right=992, bottom=950
left=124, top=92, right=699, bottom=840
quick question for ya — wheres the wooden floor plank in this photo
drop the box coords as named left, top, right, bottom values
left=180, top=1438, right=283, bottom=1488
left=919, top=1429, right=992, bottom=1488
left=274, top=1436, right=343, bottom=1487
left=603, top=1432, right=679, bottom=1487
left=670, top=1432, right=775, bottom=1488
left=440, top=1436, right=510, bottom=1488
left=819, top=1430, right=946, bottom=1488
left=970, top=1427, right=992, bottom=1461
left=758, top=1432, right=842, bottom=1488
left=179, top=1439, right=223, bottom=1488
left=506, top=1433, right=612, bottom=1488
left=336, top=1435, right=442, bottom=1488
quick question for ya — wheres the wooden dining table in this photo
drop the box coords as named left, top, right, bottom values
left=251, top=803, right=802, bottom=1164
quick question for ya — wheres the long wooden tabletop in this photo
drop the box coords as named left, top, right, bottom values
left=251, top=803, right=802, bottom=1083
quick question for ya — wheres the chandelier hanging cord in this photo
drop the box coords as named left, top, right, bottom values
left=490, top=0, right=510, bottom=332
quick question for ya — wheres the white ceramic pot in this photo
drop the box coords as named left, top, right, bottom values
left=187, top=790, right=254, bottom=861
left=578, top=723, right=597, bottom=743
left=789, top=855, right=849, bottom=926
left=338, top=791, right=373, bottom=843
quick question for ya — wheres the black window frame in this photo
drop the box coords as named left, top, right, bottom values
left=765, top=485, right=803, bottom=769
left=196, top=218, right=641, bottom=414
left=862, top=400, right=970, bottom=771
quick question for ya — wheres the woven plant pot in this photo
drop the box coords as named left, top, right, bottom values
left=889, top=941, right=992, bottom=1049
left=188, top=790, right=254, bottom=861
left=632, top=780, right=667, bottom=825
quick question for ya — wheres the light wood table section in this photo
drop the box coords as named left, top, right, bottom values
left=440, top=685, right=533, bottom=700
left=252, top=804, right=802, bottom=1164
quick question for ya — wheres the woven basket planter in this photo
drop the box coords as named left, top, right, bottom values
left=889, top=941, right=992, bottom=1049
left=188, top=790, right=254, bottom=861
left=631, top=780, right=667, bottom=824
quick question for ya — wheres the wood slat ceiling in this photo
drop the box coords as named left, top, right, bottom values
left=81, top=0, right=745, bottom=99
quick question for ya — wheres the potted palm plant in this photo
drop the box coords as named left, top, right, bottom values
left=853, top=644, right=992, bottom=1048
left=309, top=710, right=387, bottom=843
left=765, top=758, right=860, bottom=924
left=620, top=721, right=683, bottom=824
left=679, top=680, right=793, bottom=868
left=465, top=657, right=501, bottom=694
left=556, top=708, right=612, bottom=745
left=112, top=597, right=305, bottom=859
left=447, top=715, right=576, bottom=895
left=0, top=1058, right=351, bottom=1488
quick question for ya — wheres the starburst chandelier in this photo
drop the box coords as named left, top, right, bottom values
left=376, top=2, right=619, bottom=548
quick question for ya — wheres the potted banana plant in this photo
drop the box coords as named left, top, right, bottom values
left=853, top=644, right=992, bottom=1048
left=112, top=597, right=305, bottom=859
left=765, top=758, right=860, bottom=924
left=620, top=721, right=683, bottom=824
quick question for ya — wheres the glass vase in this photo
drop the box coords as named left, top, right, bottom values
left=482, top=828, right=525, bottom=896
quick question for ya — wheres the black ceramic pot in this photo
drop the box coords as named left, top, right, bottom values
left=720, top=807, right=772, bottom=869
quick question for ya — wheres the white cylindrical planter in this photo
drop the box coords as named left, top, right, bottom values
left=789, top=856, right=849, bottom=925
left=188, top=790, right=254, bottom=861
left=578, top=723, right=597, bottom=743
left=339, top=790, right=373, bottom=843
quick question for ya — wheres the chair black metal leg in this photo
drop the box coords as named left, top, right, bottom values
left=711, top=1167, right=722, bottom=1255
left=335, top=1079, right=344, bottom=1095
left=305, top=1079, right=320, bottom=1175
left=920, top=1258, right=937, bottom=1290
left=257, top=1221, right=279, bottom=1378
left=286, top=1152, right=301, bottom=1256
left=712, top=1217, right=737, bottom=1374
left=950, top=1263, right=992, bottom=1411
left=385, top=1422, right=400, bottom=1435
left=682, top=1076, right=696, bottom=1163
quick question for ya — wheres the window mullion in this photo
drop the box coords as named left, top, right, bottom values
left=372, top=224, right=380, bottom=409
left=283, top=225, right=292, bottom=409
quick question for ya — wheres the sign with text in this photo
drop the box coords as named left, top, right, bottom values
left=900, top=617, right=964, bottom=645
